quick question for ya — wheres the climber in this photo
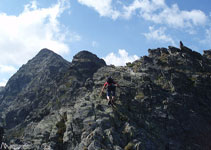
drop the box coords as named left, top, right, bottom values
left=180, top=41, right=184, bottom=49
left=100, top=76, right=119, bottom=105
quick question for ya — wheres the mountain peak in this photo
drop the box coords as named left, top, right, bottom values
left=33, top=48, right=62, bottom=62
left=2, top=47, right=211, bottom=150
left=73, top=50, right=102, bottom=61
left=72, top=50, right=106, bottom=79
left=38, top=48, right=53, bottom=54
left=4, top=48, right=70, bottom=97
left=72, top=50, right=106, bottom=67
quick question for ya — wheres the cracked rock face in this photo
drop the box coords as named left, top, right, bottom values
left=0, top=47, right=211, bottom=150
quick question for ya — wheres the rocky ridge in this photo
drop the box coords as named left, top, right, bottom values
left=0, top=46, right=211, bottom=150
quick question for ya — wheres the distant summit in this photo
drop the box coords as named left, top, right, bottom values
left=71, top=50, right=106, bottom=79
left=72, top=50, right=106, bottom=67
left=73, top=50, right=101, bottom=60
left=4, top=48, right=70, bottom=96
left=28, top=48, right=71, bottom=70
left=36, top=48, right=57, bottom=57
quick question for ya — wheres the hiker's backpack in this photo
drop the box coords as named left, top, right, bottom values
left=107, top=77, right=115, bottom=91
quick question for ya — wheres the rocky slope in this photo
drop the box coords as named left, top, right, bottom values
left=0, top=46, right=211, bottom=150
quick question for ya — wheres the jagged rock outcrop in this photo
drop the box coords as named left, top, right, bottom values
left=0, top=87, right=4, bottom=105
left=0, top=87, right=4, bottom=92
left=0, top=48, right=72, bottom=130
left=0, top=46, right=211, bottom=150
left=71, top=50, right=106, bottom=79
left=203, top=49, right=211, bottom=59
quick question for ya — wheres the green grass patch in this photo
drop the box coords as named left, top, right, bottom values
left=126, top=62, right=134, bottom=68
left=135, top=91, right=145, bottom=100
left=124, top=142, right=135, bottom=150
left=56, top=112, right=67, bottom=144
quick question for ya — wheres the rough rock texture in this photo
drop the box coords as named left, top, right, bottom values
left=0, top=87, right=4, bottom=92
left=0, top=48, right=71, bottom=130
left=0, top=87, right=4, bottom=105
left=0, top=47, right=211, bottom=150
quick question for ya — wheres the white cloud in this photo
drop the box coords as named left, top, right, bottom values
left=0, top=65, right=16, bottom=86
left=69, top=32, right=81, bottom=42
left=123, top=0, right=166, bottom=19
left=103, top=49, right=139, bottom=66
left=0, top=0, right=79, bottom=67
left=143, top=26, right=175, bottom=45
left=77, top=0, right=208, bottom=28
left=0, top=79, right=7, bottom=86
left=92, top=41, right=98, bottom=47
left=200, top=28, right=211, bottom=47
left=124, top=1, right=207, bottom=28
left=153, top=5, right=206, bottom=28
left=77, top=0, right=120, bottom=20
left=0, top=65, right=17, bottom=73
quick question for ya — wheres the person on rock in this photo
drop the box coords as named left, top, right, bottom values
left=100, top=76, right=119, bottom=105
left=180, top=41, right=184, bottom=49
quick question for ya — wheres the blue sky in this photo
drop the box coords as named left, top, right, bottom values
left=0, top=0, right=211, bottom=86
